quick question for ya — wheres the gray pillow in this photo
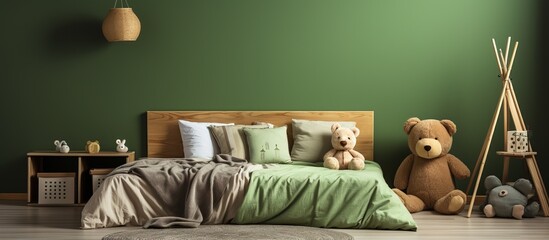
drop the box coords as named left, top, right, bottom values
left=290, top=119, right=356, bottom=162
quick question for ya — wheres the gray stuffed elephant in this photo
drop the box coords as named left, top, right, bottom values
left=479, top=175, right=539, bottom=219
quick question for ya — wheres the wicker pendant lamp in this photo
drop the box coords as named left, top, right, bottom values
left=102, top=0, right=141, bottom=42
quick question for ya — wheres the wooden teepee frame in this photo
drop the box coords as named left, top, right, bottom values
left=465, top=37, right=549, bottom=218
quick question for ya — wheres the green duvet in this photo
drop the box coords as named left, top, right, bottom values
left=233, top=161, right=417, bottom=230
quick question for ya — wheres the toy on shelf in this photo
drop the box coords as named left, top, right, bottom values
left=53, top=140, right=70, bottom=153
left=507, top=130, right=528, bottom=153
left=116, top=139, right=128, bottom=153
left=86, top=140, right=101, bottom=153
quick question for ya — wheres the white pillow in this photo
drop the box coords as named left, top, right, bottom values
left=178, top=120, right=233, bottom=159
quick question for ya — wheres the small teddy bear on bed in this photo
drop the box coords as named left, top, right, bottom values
left=323, top=123, right=365, bottom=170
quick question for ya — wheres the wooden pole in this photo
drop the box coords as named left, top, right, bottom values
left=467, top=39, right=505, bottom=195
left=467, top=80, right=510, bottom=218
left=503, top=43, right=523, bottom=130
left=506, top=41, right=519, bottom=80
left=504, top=36, right=511, bottom=67
left=499, top=45, right=510, bottom=183
left=492, top=38, right=503, bottom=76
left=526, top=156, right=549, bottom=216
left=499, top=49, right=508, bottom=78
left=467, top=39, right=515, bottom=217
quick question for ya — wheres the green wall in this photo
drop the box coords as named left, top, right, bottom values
left=1, top=0, right=547, bottom=195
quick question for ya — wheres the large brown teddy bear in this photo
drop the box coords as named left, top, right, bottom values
left=393, top=117, right=470, bottom=214
left=323, top=123, right=365, bottom=170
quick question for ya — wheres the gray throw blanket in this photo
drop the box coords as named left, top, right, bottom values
left=108, top=154, right=257, bottom=228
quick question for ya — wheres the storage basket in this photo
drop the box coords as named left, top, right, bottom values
left=90, top=168, right=114, bottom=193
left=37, top=172, right=75, bottom=204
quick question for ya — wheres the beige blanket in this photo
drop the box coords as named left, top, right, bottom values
left=81, top=155, right=267, bottom=229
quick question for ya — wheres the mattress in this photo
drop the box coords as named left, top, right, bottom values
left=81, top=158, right=416, bottom=231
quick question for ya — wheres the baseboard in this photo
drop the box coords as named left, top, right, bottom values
left=468, top=195, right=485, bottom=205
left=0, top=193, right=27, bottom=200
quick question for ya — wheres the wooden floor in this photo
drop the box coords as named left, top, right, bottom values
left=1, top=200, right=549, bottom=240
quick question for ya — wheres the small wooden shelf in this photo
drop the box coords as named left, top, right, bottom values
left=27, top=203, right=86, bottom=207
left=27, top=151, right=135, bottom=206
left=496, top=151, right=537, bottom=157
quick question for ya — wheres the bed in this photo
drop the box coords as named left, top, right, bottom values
left=81, top=111, right=417, bottom=230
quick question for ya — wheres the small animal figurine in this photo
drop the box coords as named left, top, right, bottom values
left=116, top=139, right=128, bottom=153
left=54, top=140, right=70, bottom=153
left=86, top=140, right=101, bottom=153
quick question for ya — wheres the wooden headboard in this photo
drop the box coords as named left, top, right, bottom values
left=147, top=111, right=374, bottom=160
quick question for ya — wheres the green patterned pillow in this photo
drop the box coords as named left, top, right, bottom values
left=243, top=126, right=292, bottom=164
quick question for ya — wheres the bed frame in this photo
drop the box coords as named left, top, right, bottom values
left=146, top=111, right=374, bottom=160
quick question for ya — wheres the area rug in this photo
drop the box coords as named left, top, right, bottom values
left=102, top=224, right=354, bottom=240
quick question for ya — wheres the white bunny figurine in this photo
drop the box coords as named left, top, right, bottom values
left=116, top=139, right=128, bottom=153
left=54, top=140, right=70, bottom=153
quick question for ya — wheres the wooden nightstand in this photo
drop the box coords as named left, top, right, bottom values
left=27, top=151, right=135, bottom=206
